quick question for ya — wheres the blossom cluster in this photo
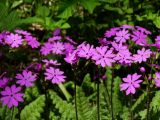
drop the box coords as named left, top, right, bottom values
left=1, top=25, right=160, bottom=109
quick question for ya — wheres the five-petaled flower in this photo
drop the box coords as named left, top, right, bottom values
left=120, top=73, right=142, bottom=95
left=0, top=85, right=24, bottom=108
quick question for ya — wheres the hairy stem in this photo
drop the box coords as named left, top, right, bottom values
left=111, top=70, right=114, bottom=120
left=130, top=95, right=133, bottom=120
left=74, top=80, right=78, bottom=120
left=10, top=107, right=14, bottom=120
left=97, top=81, right=100, bottom=120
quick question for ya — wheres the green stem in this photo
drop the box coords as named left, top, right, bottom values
left=58, top=83, right=71, bottom=101
left=10, top=107, right=14, bottom=120
left=111, top=70, right=114, bottom=120
left=130, top=95, right=133, bottom=120
left=97, top=81, right=100, bottom=120
left=74, top=80, right=78, bottom=120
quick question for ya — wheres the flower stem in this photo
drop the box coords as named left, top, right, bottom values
left=97, top=80, right=100, bottom=120
left=10, top=107, right=14, bottom=120
left=58, top=83, right=71, bottom=101
left=111, top=70, right=114, bottom=120
left=74, top=80, right=78, bottom=120
left=130, top=94, right=133, bottom=120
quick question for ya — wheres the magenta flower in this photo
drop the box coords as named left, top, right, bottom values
left=53, top=28, right=61, bottom=36
left=44, top=67, right=66, bottom=84
left=133, top=48, right=152, bottom=63
left=64, top=50, right=78, bottom=64
left=0, top=77, right=9, bottom=88
left=64, top=43, right=75, bottom=55
left=42, top=59, right=61, bottom=67
left=104, top=27, right=120, bottom=38
left=155, top=35, right=160, bottom=49
left=48, top=36, right=62, bottom=42
left=15, top=29, right=31, bottom=36
left=52, top=42, right=64, bottom=55
left=5, top=33, right=23, bottom=48
left=114, top=50, right=133, bottom=65
left=40, top=42, right=53, bottom=55
left=131, top=31, right=147, bottom=46
left=111, top=42, right=128, bottom=52
left=16, top=70, right=37, bottom=87
left=98, top=38, right=109, bottom=46
left=115, top=29, right=130, bottom=43
left=65, top=36, right=77, bottom=45
left=120, top=73, right=142, bottom=95
left=121, top=25, right=134, bottom=29
left=135, top=26, right=151, bottom=35
left=92, top=46, right=115, bottom=67
left=0, top=85, right=24, bottom=108
left=77, top=43, right=95, bottom=59
left=25, top=36, right=40, bottom=48
left=154, top=72, right=160, bottom=87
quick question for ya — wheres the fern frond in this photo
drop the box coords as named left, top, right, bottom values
left=150, top=91, right=160, bottom=112
left=20, top=95, right=46, bottom=120
left=76, top=87, right=96, bottom=120
left=131, top=92, right=147, bottom=111
left=49, top=90, right=75, bottom=120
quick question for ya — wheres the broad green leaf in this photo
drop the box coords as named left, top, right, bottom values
left=80, top=0, right=100, bottom=14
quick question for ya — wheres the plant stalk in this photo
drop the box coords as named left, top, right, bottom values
left=111, top=70, right=114, bottom=120
left=97, top=80, right=100, bottom=120
left=10, top=107, right=14, bottom=120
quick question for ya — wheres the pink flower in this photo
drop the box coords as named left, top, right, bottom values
left=104, top=27, right=120, bottom=38
left=44, top=67, right=66, bottom=84
left=15, top=29, right=31, bottom=36
left=120, top=73, right=142, bottom=95
left=0, top=77, right=9, bottom=88
left=111, top=42, right=128, bottom=52
left=131, top=31, right=147, bottom=46
left=77, top=43, right=95, bottom=59
left=42, top=59, right=61, bottom=67
left=154, top=72, right=160, bottom=87
left=5, top=33, right=23, bottom=48
left=92, top=46, right=115, bottom=67
left=115, top=29, right=130, bottom=43
left=16, top=70, right=37, bottom=87
left=64, top=43, right=75, bottom=55
left=25, top=36, right=40, bottom=48
left=114, top=50, right=133, bottom=65
left=48, top=36, right=62, bottom=42
left=133, top=48, right=152, bottom=63
left=135, top=26, right=151, bottom=35
left=40, top=42, right=53, bottom=55
left=52, top=42, right=64, bottom=55
left=64, top=50, right=78, bottom=64
left=0, top=85, right=24, bottom=108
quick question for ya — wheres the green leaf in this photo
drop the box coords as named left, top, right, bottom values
left=36, top=5, right=50, bottom=17
left=131, top=92, right=147, bottom=111
left=80, top=0, right=100, bottom=14
left=58, top=0, right=77, bottom=19
left=20, top=95, right=45, bottom=120
left=49, top=90, right=75, bottom=120
left=153, top=16, right=160, bottom=28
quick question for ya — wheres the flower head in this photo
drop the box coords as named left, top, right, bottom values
left=92, top=46, right=115, bottom=67
left=52, top=42, right=64, bottom=55
left=5, top=33, right=23, bottom=48
left=40, top=42, right=53, bottom=55
left=120, top=73, right=142, bottom=95
left=44, top=67, right=66, bottom=84
left=154, top=72, right=160, bottom=87
left=0, top=85, right=24, bottom=108
left=25, top=35, right=40, bottom=48
left=133, top=48, right=152, bottom=63
left=16, top=70, right=37, bottom=87
left=77, top=43, right=95, bottom=59
left=0, top=77, right=9, bottom=88
left=115, top=29, right=130, bottom=43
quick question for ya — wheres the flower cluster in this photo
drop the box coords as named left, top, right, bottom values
left=1, top=25, right=160, bottom=108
